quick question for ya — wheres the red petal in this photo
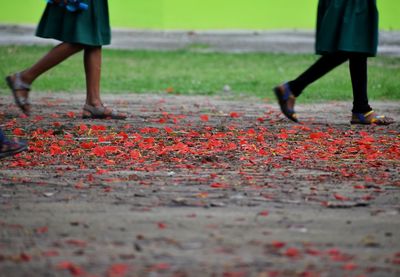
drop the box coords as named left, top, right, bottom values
left=200, top=115, right=209, bottom=122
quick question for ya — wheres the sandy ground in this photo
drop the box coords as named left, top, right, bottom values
left=0, top=93, right=399, bottom=277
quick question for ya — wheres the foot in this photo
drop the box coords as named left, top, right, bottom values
left=82, top=103, right=127, bottom=120
left=0, top=138, right=28, bottom=159
left=5, top=73, right=32, bottom=116
left=351, top=110, right=394, bottom=125
left=273, top=83, right=298, bottom=122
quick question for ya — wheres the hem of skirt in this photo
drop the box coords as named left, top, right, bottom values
left=316, top=48, right=377, bottom=57
left=36, top=34, right=111, bottom=47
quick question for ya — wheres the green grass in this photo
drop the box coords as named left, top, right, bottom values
left=0, top=45, right=399, bottom=103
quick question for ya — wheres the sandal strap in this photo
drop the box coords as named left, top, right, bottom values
left=83, top=103, right=107, bottom=116
left=19, top=97, right=31, bottom=106
left=99, top=104, right=120, bottom=117
left=363, top=110, right=375, bottom=118
left=370, top=114, right=385, bottom=123
left=13, top=73, right=31, bottom=91
left=109, top=109, right=121, bottom=117
left=355, top=110, right=375, bottom=124
left=83, top=104, right=126, bottom=119
left=353, top=110, right=393, bottom=125
left=279, top=83, right=292, bottom=101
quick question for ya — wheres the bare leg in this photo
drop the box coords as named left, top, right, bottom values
left=8, top=43, right=84, bottom=114
left=20, top=42, right=84, bottom=85
left=82, top=47, right=127, bottom=119
left=83, top=46, right=102, bottom=107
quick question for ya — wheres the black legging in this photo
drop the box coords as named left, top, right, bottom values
left=288, top=53, right=372, bottom=113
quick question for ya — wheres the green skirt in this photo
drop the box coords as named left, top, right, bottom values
left=36, top=0, right=111, bottom=46
left=315, top=0, right=379, bottom=56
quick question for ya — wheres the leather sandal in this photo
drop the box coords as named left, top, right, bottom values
left=273, top=83, right=298, bottom=122
left=82, top=104, right=127, bottom=120
left=351, top=110, right=394, bottom=125
left=0, top=137, right=28, bottom=159
left=5, top=73, right=31, bottom=116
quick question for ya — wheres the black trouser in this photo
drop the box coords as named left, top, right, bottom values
left=288, top=53, right=372, bottom=113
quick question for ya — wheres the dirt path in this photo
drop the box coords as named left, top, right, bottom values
left=0, top=94, right=399, bottom=276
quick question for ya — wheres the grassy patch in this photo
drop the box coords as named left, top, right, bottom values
left=0, top=45, right=399, bottom=103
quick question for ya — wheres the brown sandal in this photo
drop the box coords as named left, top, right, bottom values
left=82, top=104, right=127, bottom=120
left=5, top=73, right=31, bottom=116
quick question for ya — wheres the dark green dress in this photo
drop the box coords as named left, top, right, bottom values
left=36, top=0, right=111, bottom=46
left=315, top=0, right=378, bottom=56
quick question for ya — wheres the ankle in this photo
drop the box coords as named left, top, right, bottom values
left=16, top=71, right=33, bottom=85
left=85, top=100, right=103, bottom=107
left=352, top=109, right=373, bottom=115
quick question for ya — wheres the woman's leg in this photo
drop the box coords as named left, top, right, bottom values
left=82, top=46, right=126, bottom=119
left=274, top=53, right=349, bottom=122
left=349, top=55, right=372, bottom=113
left=288, top=53, right=349, bottom=97
left=83, top=46, right=103, bottom=107
left=349, top=55, right=393, bottom=124
left=8, top=43, right=84, bottom=114
left=12, top=43, right=84, bottom=94
left=20, top=43, right=84, bottom=85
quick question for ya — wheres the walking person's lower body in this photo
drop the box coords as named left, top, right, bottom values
left=273, top=52, right=394, bottom=125
left=6, top=43, right=127, bottom=119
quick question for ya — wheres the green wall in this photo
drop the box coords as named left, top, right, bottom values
left=0, top=0, right=399, bottom=30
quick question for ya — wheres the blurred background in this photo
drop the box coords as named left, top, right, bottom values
left=0, top=0, right=399, bottom=30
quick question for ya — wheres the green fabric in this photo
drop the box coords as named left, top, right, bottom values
left=36, top=0, right=111, bottom=46
left=315, top=0, right=378, bottom=56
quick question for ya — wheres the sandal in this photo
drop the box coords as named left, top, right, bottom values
left=351, top=110, right=394, bottom=125
left=5, top=73, right=32, bottom=116
left=273, top=83, right=298, bottom=122
left=82, top=104, right=127, bottom=120
left=0, top=137, right=28, bottom=159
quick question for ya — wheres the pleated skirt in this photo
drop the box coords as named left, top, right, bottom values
left=36, top=0, right=111, bottom=46
left=316, top=0, right=378, bottom=56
